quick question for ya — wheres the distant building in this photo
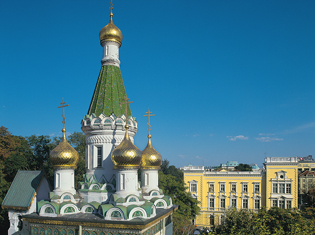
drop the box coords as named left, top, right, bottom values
left=298, top=171, right=315, bottom=195
left=298, top=155, right=315, bottom=173
left=220, top=161, right=239, bottom=169
left=183, top=157, right=298, bottom=228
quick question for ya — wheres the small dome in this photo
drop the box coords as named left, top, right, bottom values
left=141, top=135, right=162, bottom=169
left=50, top=129, right=79, bottom=169
left=111, top=125, right=142, bottom=169
left=99, top=13, right=123, bottom=46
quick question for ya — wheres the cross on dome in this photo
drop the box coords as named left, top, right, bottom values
left=143, top=109, right=155, bottom=137
left=58, top=98, right=69, bottom=131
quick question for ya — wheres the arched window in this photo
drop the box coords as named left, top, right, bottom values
left=152, top=192, right=158, bottom=196
left=85, top=207, right=93, bottom=213
left=63, top=195, right=71, bottom=200
left=111, top=211, right=122, bottom=218
left=156, top=201, right=164, bottom=208
left=64, top=207, right=75, bottom=213
left=92, top=185, right=99, bottom=190
left=132, top=211, right=143, bottom=217
left=45, top=207, right=54, bottom=213
left=84, top=184, right=89, bottom=189
left=129, top=197, right=136, bottom=202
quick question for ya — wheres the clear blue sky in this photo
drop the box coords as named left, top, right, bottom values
left=1, top=0, right=315, bottom=168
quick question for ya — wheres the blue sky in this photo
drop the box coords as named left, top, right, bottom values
left=1, top=0, right=315, bottom=168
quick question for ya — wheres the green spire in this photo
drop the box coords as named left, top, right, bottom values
left=88, top=65, right=132, bottom=117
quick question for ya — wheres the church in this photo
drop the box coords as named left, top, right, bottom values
left=2, top=3, right=176, bottom=235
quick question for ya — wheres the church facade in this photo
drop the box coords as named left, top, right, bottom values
left=2, top=4, right=176, bottom=235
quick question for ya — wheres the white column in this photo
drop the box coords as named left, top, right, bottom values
left=101, top=41, right=120, bottom=67
left=115, top=169, right=140, bottom=198
left=141, top=169, right=159, bottom=193
left=53, top=169, right=76, bottom=196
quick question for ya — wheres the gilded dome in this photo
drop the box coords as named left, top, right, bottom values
left=50, top=129, right=79, bottom=169
left=99, top=13, right=123, bottom=46
left=111, top=125, right=142, bottom=169
left=141, top=135, right=162, bottom=169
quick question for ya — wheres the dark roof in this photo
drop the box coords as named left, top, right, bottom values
left=2, top=170, right=44, bottom=210
left=299, top=170, right=315, bottom=177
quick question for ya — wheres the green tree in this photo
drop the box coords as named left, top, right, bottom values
left=234, top=163, right=252, bottom=171
left=158, top=160, right=199, bottom=235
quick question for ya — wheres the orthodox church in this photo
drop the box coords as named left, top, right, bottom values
left=2, top=3, right=176, bottom=235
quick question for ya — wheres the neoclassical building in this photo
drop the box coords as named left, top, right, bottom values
left=183, top=157, right=298, bottom=228
left=2, top=4, right=176, bottom=235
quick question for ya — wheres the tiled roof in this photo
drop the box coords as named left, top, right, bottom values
left=299, top=170, right=315, bottom=177
left=88, top=65, right=132, bottom=117
left=2, top=170, right=44, bottom=210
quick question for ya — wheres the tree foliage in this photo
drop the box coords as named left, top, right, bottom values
left=234, top=163, right=252, bottom=171
left=159, top=159, right=199, bottom=235
left=209, top=207, right=315, bottom=235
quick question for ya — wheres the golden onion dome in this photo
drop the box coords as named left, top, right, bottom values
left=141, top=135, right=162, bottom=169
left=99, top=12, right=123, bottom=46
left=111, top=124, right=142, bottom=169
left=50, top=128, right=79, bottom=169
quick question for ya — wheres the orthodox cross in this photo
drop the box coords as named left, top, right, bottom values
left=143, top=109, right=155, bottom=136
left=109, top=0, right=113, bottom=14
left=121, top=95, right=133, bottom=124
left=58, top=98, right=69, bottom=129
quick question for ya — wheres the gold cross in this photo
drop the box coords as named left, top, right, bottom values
left=58, top=98, right=69, bottom=129
left=120, top=95, right=133, bottom=124
left=109, top=0, right=113, bottom=14
left=143, top=109, right=155, bottom=136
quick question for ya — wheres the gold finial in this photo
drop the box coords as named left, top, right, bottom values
left=58, top=98, right=69, bottom=138
left=120, top=96, right=133, bottom=129
left=109, top=0, right=114, bottom=21
left=143, top=109, right=155, bottom=138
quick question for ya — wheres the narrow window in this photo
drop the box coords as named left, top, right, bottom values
left=255, top=199, right=260, bottom=209
left=209, top=215, right=214, bottom=226
left=286, top=200, right=292, bottom=209
left=231, top=198, right=236, bottom=208
left=279, top=183, right=285, bottom=194
left=220, top=184, right=225, bottom=192
left=145, top=173, right=149, bottom=186
left=209, top=184, right=214, bottom=193
left=279, top=200, right=285, bottom=209
left=190, top=183, right=197, bottom=192
left=231, top=184, right=236, bottom=192
left=209, top=198, right=214, bottom=208
left=120, top=174, right=125, bottom=190
left=286, top=184, right=291, bottom=194
left=254, top=184, right=260, bottom=193
left=97, top=147, right=102, bottom=167
left=220, top=199, right=225, bottom=209
left=273, top=183, right=278, bottom=193
left=243, top=184, right=248, bottom=193
left=56, top=173, right=60, bottom=188
left=243, top=199, right=248, bottom=209
left=273, top=200, right=278, bottom=207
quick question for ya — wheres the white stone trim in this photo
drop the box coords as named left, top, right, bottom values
left=39, top=204, right=57, bottom=217
left=128, top=207, right=147, bottom=220
left=60, top=204, right=79, bottom=215
left=105, top=208, right=125, bottom=220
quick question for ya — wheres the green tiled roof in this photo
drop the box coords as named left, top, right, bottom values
left=88, top=65, right=132, bottom=117
left=2, top=170, right=44, bottom=210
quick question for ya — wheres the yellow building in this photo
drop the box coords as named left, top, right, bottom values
left=182, top=157, right=298, bottom=228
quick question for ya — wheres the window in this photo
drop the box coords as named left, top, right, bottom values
left=273, top=200, right=277, bottom=207
left=157, top=201, right=164, bottom=207
left=231, top=184, right=236, bottom=192
left=286, top=184, right=291, bottom=194
left=287, top=200, right=292, bottom=209
left=273, top=183, right=278, bottom=193
left=279, top=200, right=285, bottom=209
left=231, top=199, right=236, bottom=208
left=120, top=174, right=125, bottom=190
left=129, top=197, right=136, bottom=202
left=97, top=147, right=102, bottom=167
left=152, top=192, right=158, bottom=196
left=254, top=184, right=260, bottom=193
left=209, top=198, right=214, bottom=208
left=64, top=207, right=75, bottom=213
left=243, top=184, right=248, bottom=193
left=209, top=184, right=214, bottom=193
left=220, top=199, right=225, bottom=209
left=209, top=215, right=214, bottom=226
left=85, top=207, right=93, bottom=213
left=63, top=195, right=71, bottom=200
left=45, top=207, right=54, bottom=213
left=92, top=185, right=99, bottom=190
left=220, top=184, right=225, bottom=192
left=111, top=211, right=122, bottom=218
left=279, top=183, right=285, bottom=193
left=190, top=183, right=197, bottom=192
left=243, top=199, right=248, bottom=209
left=255, top=199, right=260, bottom=209
left=132, top=211, right=143, bottom=217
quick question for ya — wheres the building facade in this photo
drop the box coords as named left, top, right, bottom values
left=183, top=157, right=298, bottom=228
